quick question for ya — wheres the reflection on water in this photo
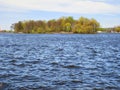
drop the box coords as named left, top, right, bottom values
left=0, top=33, right=120, bottom=90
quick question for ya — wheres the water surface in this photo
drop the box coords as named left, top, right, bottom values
left=0, top=33, right=120, bottom=90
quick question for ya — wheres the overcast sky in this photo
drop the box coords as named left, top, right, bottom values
left=0, top=0, right=120, bottom=30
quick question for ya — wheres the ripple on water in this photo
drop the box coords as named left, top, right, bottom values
left=62, top=64, right=81, bottom=69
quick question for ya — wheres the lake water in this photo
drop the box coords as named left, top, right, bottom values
left=0, top=33, right=120, bottom=90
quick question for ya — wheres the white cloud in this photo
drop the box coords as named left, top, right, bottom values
left=0, top=0, right=120, bottom=14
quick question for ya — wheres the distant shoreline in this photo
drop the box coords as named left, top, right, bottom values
left=0, top=31, right=120, bottom=34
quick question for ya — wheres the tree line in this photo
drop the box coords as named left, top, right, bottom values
left=11, top=16, right=100, bottom=34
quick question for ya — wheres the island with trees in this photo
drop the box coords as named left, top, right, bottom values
left=11, top=16, right=100, bottom=34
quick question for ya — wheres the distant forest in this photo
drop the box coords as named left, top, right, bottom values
left=11, top=16, right=120, bottom=34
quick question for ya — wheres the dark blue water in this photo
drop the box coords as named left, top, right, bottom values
left=0, top=33, right=120, bottom=90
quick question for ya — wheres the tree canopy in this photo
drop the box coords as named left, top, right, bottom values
left=11, top=16, right=100, bottom=34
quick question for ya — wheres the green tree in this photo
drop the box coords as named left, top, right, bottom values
left=13, top=21, right=23, bottom=33
left=65, top=23, right=71, bottom=32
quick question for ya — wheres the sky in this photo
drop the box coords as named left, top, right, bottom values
left=0, top=0, right=120, bottom=30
